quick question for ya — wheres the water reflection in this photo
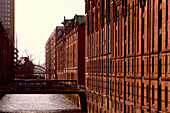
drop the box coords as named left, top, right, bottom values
left=0, top=94, right=81, bottom=113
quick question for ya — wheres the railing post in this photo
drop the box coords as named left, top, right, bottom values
left=79, top=92, right=87, bottom=112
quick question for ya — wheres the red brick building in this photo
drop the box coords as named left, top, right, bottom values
left=55, top=15, right=85, bottom=86
left=0, top=19, right=13, bottom=86
left=15, top=57, right=34, bottom=78
left=45, top=26, right=63, bottom=79
left=64, top=15, right=85, bottom=85
left=56, top=30, right=66, bottom=80
left=85, top=0, right=170, bottom=113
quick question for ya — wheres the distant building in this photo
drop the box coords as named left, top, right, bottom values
left=45, top=26, right=63, bottom=79
left=46, top=15, right=85, bottom=86
left=16, top=57, right=34, bottom=78
left=60, top=15, right=85, bottom=85
left=0, top=0, right=15, bottom=42
left=55, top=29, right=65, bottom=80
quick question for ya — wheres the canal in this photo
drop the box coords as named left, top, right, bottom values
left=0, top=94, right=82, bottom=113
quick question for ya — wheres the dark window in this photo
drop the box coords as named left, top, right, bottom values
left=132, top=83, right=133, bottom=98
left=113, top=81, right=114, bottom=92
left=87, top=15, right=90, bottom=35
left=128, top=59, right=130, bottom=73
left=118, top=82, right=119, bottom=94
left=166, top=0, right=168, bottom=48
left=165, top=86, right=168, bottom=108
left=152, top=85, right=154, bottom=104
left=107, top=97, right=109, bottom=110
left=137, top=59, right=138, bottom=73
left=91, top=12, right=94, bottom=33
left=106, top=0, right=110, bottom=23
left=147, top=85, right=149, bottom=103
left=100, top=0, right=104, bottom=27
left=137, top=83, right=139, bottom=100
left=140, top=0, right=146, bottom=7
left=142, top=7, right=144, bottom=35
left=128, top=83, right=130, bottom=97
left=165, top=55, right=167, bottom=74
left=147, top=58, right=148, bottom=73
left=152, top=0, right=155, bottom=51
left=91, top=0, right=94, bottom=9
left=159, top=0, right=162, bottom=29
left=113, top=1, right=117, bottom=22
left=122, top=0, right=127, bottom=16
left=128, top=4, right=130, bottom=54
left=152, top=57, right=154, bottom=73
left=132, top=59, right=134, bottom=73
left=121, top=82, right=122, bottom=95
left=95, top=8, right=98, bottom=30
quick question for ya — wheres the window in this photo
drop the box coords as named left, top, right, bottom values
left=165, top=86, right=168, bottom=108
left=166, top=0, right=168, bottom=48
left=152, top=85, right=154, bottom=104
left=128, top=59, right=130, bottom=73
left=113, top=1, right=117, bottom=22
left=128, top=4, right=130, bottom=54
left=140, top=0, right=146, bottom=7
left=118, top=82, right=119, bottom=95
left=113, top=81, right=114, bottom=92
left=137, top=59, right=138, bottom=73
left=128, top=83, right=130, bottom=97
left=91, top=12, right=94, bottom=33
left=87, top=15, right=90, bottom=35
left=165, top=55, right=167, bottom=74
left=159, top=0, right=162, bottom=30
left=95, top=8, right=98, bottom=30
left=122, top=0, right=127, bottom=16
left=152, top=57, right=154, bottom=73
left=147, top=58, right=148, bottom=73
left=147, top=85, right=149, bottom=103
left=121, top=82, right=122, bottom=95
left=100, top=0, right=104, bottom=27
left=137, top=83, right=139, bottom=100
left=132, top=59, right=133, bottom=73
left=106, top=0, right=110, bottom=23
left=132, top=83, right=133, bottom=98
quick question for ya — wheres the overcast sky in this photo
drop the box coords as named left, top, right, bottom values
left=15, top=0, right=85, bottom=65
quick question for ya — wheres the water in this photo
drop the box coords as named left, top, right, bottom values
left=0, top=94, right=82, bottom=113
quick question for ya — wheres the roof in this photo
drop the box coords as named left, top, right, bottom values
left=74, top=15, right=84, bottom=24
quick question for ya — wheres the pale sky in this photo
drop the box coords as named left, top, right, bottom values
left=15, top=0, right=85, bottom=65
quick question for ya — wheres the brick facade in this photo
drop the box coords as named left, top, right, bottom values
left=85, top=0, right=170, bottom=113
left=46, top=15, right=85, bottom=86
left=56, top=15, right=85, bottom=86
left=0, top=19, right=13, bottom=86
left=45, top=27, right=63, bottom=79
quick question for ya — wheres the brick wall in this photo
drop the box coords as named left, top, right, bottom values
left=85, top=0, right=170, bottom=113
